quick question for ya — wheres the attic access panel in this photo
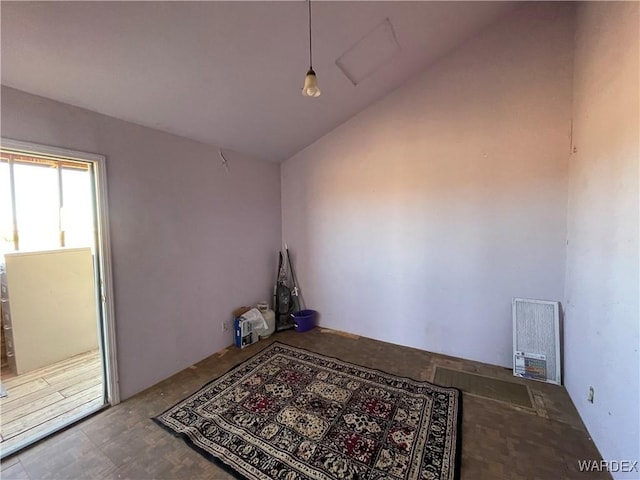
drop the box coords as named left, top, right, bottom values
left=336, top=18, right=401, bottom=86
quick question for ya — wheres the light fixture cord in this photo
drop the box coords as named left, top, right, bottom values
left=308, top=0, right=313, bottom=68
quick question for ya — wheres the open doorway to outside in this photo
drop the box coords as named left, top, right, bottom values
left=0, top=138, right=118, bottom=457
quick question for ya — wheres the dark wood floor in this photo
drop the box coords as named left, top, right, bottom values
left=0, top=328, right=609, bottom=480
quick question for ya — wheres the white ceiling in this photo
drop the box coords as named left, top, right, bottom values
left=1, top=1, right=516, bottom=162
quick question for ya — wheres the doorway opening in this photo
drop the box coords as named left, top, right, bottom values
left=0, top=139, right=118, bottom=457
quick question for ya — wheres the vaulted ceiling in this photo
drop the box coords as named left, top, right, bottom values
left=1, top=1, right=516, bottom=161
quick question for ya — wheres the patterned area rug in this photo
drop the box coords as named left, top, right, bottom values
left=154, top=343, right=462, bottom=480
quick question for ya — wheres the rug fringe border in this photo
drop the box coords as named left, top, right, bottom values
left=453, top=381, right=463, bottom=480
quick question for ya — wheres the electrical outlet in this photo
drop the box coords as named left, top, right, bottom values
left=587, top=386, right=594, bottom=403
left=222, top=319, right=232, bottom=332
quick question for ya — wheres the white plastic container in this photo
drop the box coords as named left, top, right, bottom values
left=257, top=302, right=276, bottom=339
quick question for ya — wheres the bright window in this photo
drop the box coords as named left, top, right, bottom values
left=0, top=150, right=94, bottom=257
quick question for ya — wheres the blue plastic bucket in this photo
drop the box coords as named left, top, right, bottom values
left=292, top=310, right=317, bottom=332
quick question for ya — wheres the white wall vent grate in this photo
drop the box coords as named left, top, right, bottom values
left=512, top=298, right=561, bottom=385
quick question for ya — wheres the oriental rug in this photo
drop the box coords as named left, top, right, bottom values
left=154, top=343, right=462, bottom=480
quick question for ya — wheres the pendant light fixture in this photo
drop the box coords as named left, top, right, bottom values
left=301, top=0, right=321, bottom=97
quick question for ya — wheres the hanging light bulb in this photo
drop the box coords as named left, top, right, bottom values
left=302, top=0, right=321, bottom=97
left=302, top=68, right=321, bottom=97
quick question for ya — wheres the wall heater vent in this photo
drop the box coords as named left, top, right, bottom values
left=512, top=298, right=561, bottom=385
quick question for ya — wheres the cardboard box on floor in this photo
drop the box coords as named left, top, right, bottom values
left=233, top=306, right=259, bottom=349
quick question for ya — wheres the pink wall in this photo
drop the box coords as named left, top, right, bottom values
left=564, top=3, right=639, bottom=476
left=1, top=86, right=282, bottom=399
left=281, top=3, right=574, bottom=368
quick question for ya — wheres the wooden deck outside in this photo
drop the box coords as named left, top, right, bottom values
left=0, top=350, right=104, bottom=454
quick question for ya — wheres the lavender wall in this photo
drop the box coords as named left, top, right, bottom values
left=281, top=3, right=574, bottom=368
left=564, top=3, right=639, bottom=476
left=1, top=86, right=282, bottom=399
